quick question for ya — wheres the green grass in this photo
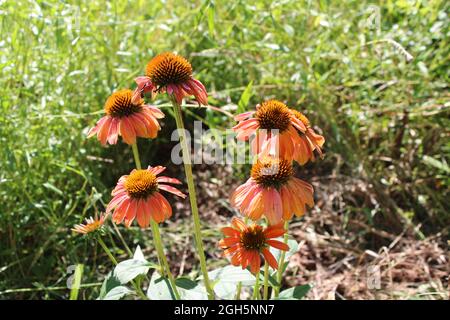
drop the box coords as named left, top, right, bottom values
left=0, top=0, right=448, bottom=299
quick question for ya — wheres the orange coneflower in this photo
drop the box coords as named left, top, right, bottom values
left=290, top=109, right=325, bottom=165
left=233, top=100, right=307, bottom=161
left=106, top=166, right=186, bottom=228
left=72, top=213, right=108, bottom=235
left=133, top=52, right=208, bottom=106
left=87, top=89, right=164, bottom=145
left=219, top=217, right=289, bottom=274
left=230, top=157, right=314, bottom=224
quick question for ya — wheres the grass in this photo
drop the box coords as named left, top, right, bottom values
left=0, top=0, right=448, bottom=299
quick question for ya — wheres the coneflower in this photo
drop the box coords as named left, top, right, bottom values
left=72, top=213, right=108, bottom=235
left=88, top=89, right=164, bottom=145
left=133, top=52, right=208, bottom=106
left=219, top=217, right=289, bottom=274
left=233, top=100, right=307, bottom=161
left=290, top=109, right=325, bottom=165
left=106, top=166, right=186, bottom=228
left=230, top=157, right=314, bottom=224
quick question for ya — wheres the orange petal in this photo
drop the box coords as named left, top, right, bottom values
left=262, top=248, right=278, bottom=270
left=266, top=239, right=290, bottom=251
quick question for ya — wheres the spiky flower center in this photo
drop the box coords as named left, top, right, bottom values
left=255, top=100, right=292, bottom=133
left=145, top=52, right=193, bottom=88
left=83, top=218, right=103, bottom=233
left=104, top=89, right=142, bottom=118
left=124, top=170, right=158, bottom=199
left=240, top=225, right=267, bottom=251
left=251, top=157, right=293, bottom=189
left=291, top=109, right=310, bottom=127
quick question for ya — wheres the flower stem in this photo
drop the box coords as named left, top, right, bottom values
left=97, top=236, right=148, bottom=300
left=97, top=236, right=118, bottom=265
left=273, top=220, right=289, bottom=298
left=171, top=98, right=214, bottom=300
left=150, top=219, right=181, bottom=300
left=131, top=143, right=142, bottom=169
left=234, top=282, right=242, bottom=300
left=252, top=271, right=260, bottom=300
left=130, top=142, right=180, bottom=300
left=263, top=260, right=269, bottom=300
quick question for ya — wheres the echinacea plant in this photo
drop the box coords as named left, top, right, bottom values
left=73, top=52, right=324, bottom=301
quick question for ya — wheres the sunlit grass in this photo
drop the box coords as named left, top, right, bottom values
left=0, top=0, right=448, bottom=299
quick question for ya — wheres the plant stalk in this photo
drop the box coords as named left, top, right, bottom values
left=273, top=220, right=289, bottom=297
left=263, top=261, right=269, bottom=300
left=253, top=271, right=260, bottom=300
left=131, top=142, right=180, bottom=300
left=170, top=98, right=214, bottom=300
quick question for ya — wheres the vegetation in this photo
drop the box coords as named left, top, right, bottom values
left=0, top=0, right=448, bottom=299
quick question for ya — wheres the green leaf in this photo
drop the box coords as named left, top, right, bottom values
left=69, top=264, right=83, bottom=300
left=147, top=272, right=177, bottom=300
left=176, top=277, right=208, bottom=300
left=175, top=277, right=198, bottom=290
left=275, top=285, right=311, bottom=300
left=206, top=266, right=256, bottom=299
left=133, top=245, right=146, bottom=262
left=258, top=271, right=280, bottom=288
left=213, top=282, right=239, bottom=300
left=237, top=81, right=254, bottom=113
left=208, top=266, right=256, bottom=285
left=423, top=155, right=450, bottom=174
left=207, top=2, right=215, bottom=36
left=103, top=286, right=133, bottom=300
left=114, top=259, right=156, bottom=284
left=98, top=271, right=121, bottom=299
left=147, top=274, right=208, bottom=300
left=43, top=182, right=63, bottom=196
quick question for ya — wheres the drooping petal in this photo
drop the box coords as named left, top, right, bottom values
left=249, top=251, right=261, bottom=274
left=118, top=117, right=136, bottom=145
left=158, top=184, right=186, bottom=198
left=262, top=248, right=278, bottom=270
left=98, top=116, right=113, bottom=145
left=157, top=176, right=182, bottom=185
left=266, top=239, right=290, bottom=251
left=136, top=198, right=151, bottom=228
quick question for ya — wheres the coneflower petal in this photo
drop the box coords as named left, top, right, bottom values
left=266, top=240, right=290, bottom=251
left=262, top=248, right=278, bottom=270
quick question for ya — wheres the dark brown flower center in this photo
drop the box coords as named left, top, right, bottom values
left=124, top=170, right=158, bottom=199
left=251, top=157, right=293, bottom=189
left=255, top=100, right=292, bottom=133
left=104, top=89, right=142, bottom=118
left=240, top=225, right=266, bottom=251
left=145, top=52, right=193, bottom=88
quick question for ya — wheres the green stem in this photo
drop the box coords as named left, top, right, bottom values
left=234, top=282, right=242, bottom=300
left=97, top=237, right=118, bottom=265
left=253, top=271, right=260, bottom=300
left=171, top=98, right=214, bottom=300
left=273, top=221, right=289, bottom=298
left=97, top=237, right=148, bottom=300
left=263, top=261, right=269, bottom=300
left=130, top=142, right=180, bottom=300
left=112, top=222, right=133, bottom=257
left=131, top=143, right=142, bottom=169
left=150, top=219, right=181, bottom=300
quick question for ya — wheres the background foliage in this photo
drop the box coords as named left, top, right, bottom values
left=0, top=0, right=448, bottom=299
